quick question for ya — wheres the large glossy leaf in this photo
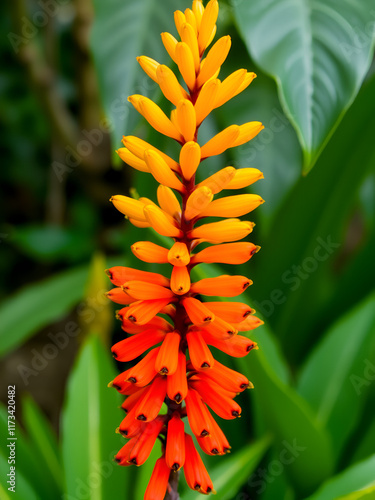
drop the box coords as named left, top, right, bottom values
left=0, top=266, right=88, bottom=356
left=22, top=395, right=63, bottom=494
left=338, top=485, right=375, bottom=500
left=233, top=0, right=375, bottom=171
left=248, top=75, right=375, bottom=359
left=90, top=0, right=187, bottom=146
left=236, top=349, right=334, bottom=496
left=298, top=293, right=375, bottom=459
left=305, top=455, right=375, bottom=500
left=61, top=334, right=128, bottom=500
left=183, top=435, right=271, bottom=500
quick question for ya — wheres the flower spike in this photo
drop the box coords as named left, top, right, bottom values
left=108, top=1, right=265, bottom=497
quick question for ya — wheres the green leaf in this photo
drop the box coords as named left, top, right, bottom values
left=183, top=435, right=271, bottom=500
left=90, top=0, right=188, bottom=145
left=236, top=350, right=334, bottom=496
left=337, top=485, right=375, bottom=500
left=22, top=395, right=63, bottom=493
left=249, top=75, right=375, bottom=358
left=233, top=0, right=375, bottom=171
left=0, top=453, right=38, bottom=500
left=305, top=455, right=375, bottom=500
left=0, top=404, right=57, bottom=499
left=61, top=334, right=129, bottom=500
left=298, top=293, right=375, bottom=459
left=0, top=266, right=88, bottom=356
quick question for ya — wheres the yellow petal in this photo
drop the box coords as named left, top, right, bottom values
left=137, top=56, right=159, bottom=83
left=189, top=219, right=254, bottom=243
left=197, top=166, right=236, bottom=194
left=200, top=124, right=240, bottom=158
left=110, top=195, right=147, bottom=221
left=180, top=22, right=200, bottom=73
left=168, top=242, right=190, bottom=267
left=179, top=141, right=201, bottom=181
left=174, top=10, right=186, bottom=38
left=192, top=0, right=204, bottom=31
left=194, top=79, right=220, bottom=125
left=157, top=185, right=182, bottom=219
left=136, top=97, right=183, bottom=142
left=214, top=69, right=247, bottom=108
left=184, top=8, right=198, bottom=35
left=235, top=72, right=257, bottom=97
left=232, top=122, right=264, bottom=147
left=198, top=0, right=219, bottom=54
left=225, top=168, right=264, bottom=190
left=175, top=42, right=196, bottom=92
left=116, top=148, right=149, bottom=173
left=127, top=94, right=143, bottom=113
left=122, top=136, right=180, bottom=173
left=161, top=32, right=178, bottom=63
left=156, top=65, right=188, bottom=106
left=144, top=150, right=185, bottom=193
left=197, top=36, right=231, bottom=88
left=199, top=194, right=264, bottom=218
left=129, top=218, right=151, bottom=228
left=176, top=99, right=196, bottom=142
left=144, top=205, right=183, bottom=238
left=184, top=186, right=213, bottom=221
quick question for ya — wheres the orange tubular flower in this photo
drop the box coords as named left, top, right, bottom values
left=106, top=1, right=265, bottom=498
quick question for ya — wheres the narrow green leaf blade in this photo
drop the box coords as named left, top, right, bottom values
left=305, top=455, right=375, bottom=500
left=183, top=435, right=272, bottom=500
left=298, top=293, right=375, bottom=458
left=0, top=266, right=88, bottom=356
left=233, top=0, right=375, bottom=170
left=22, top=395, right=63, bottom=493
left=0, top=453, right=39, bottom=500
left=61, top=334, right=128, bottom=500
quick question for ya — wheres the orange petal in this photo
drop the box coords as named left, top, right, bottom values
left=144, top=205, right=183, bottom=238
left=190, top=378, right=241, bottom=419
left=161, top=32, right=178, bottom=63
left=125, top=348, right=160, bottom=386
left=156, top=64, right=188, bottom=106
left=194, top=79, right=220, bottom=125
left=106, top=288, right=137, bottom=305
left=201, top=316, right=238, bottom=339
left=191, top=275, right=252, bottom=297
left=135, top=376, right=168, bottom=422
left=123, top=281, right=174, bottom=301
left=197, top=409, right=231, bottom=456
left=189, top=219, right=254, bottom=244
left=137, top=56, right=159, bottom=83
left=182, top=297, right=214, bottom=325
left=117, top=148, right=149, bottom=172
left=168, top=242, right=190, bottom=267
left=179, top=141, right=201, bottom=181
left=197, top=36, right=231, bottom=87
left=199, top=359, right=252, bottom=392
left=197, top=0, right=219, bottom=54
left=174, top=10, right=186, bottom=38
left=175, top=42, right=196, bottom=92
left=155, top=331, right=181, bottom=375
left=106, top=266, right=169, bottom=288
left=131, top=241, right=169, bottom=264
left=111, top=329, right=165, bottom=362
left=232, top=314, right=264, bottom=331
left=196, top=166, right=235, bottom=195
left=110, top=195, right=148, bottom=221
left=184, top=186, right=213, bottom=221
left=123, top=135, right=179, bottom=172
left=144, top=150, right=185, bottom=192
left=184, top=433, right=215, bottom=494
left=167, top=351, right=188, bottom=403
left=214, top=69, right=247, bottom=107
left=157, top=185, right=182, bottom=220
left=202, top=330, right=258, bottom=357
left=199, top=194, right=264, bottom=218
left=128, top=416, right=165, bottom=466
left=180, top=22, right=200, bottom=72
left=232, top=122, right=264, bottom=147
left=192, top=0, right=204, bottom=30
left=144, top=456, right=171, bottom=500
left=203, top=301, right=253, bottom=323
left=125, top=298, right=173, bottom=325
left=184, top=8, right=198, bottom=35
left=176, top=99, right=196, bottom=142
left=121, top=386, right=148, bottom=414
left=119, top=404, right=146, bottom=438
left=191, top=242, right=259, bottom=265
left=186, top=331, right=215, bottom=370
left=114, top=437, right=138, bottom=466
left=225, top=167, right=264, bottom=190
left=185, top=388, right=214, bottom=437
left=171, top=265, right=191, bottom=295
left=200, top=125, right=239, bottom=159
left=166, top=412, right=186, bottom=471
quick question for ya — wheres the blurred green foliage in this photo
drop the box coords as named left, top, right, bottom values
left=1, top=0, right=375, bottom=499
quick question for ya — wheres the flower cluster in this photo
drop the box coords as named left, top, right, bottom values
left=106, top=0, right=265, bottom=498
